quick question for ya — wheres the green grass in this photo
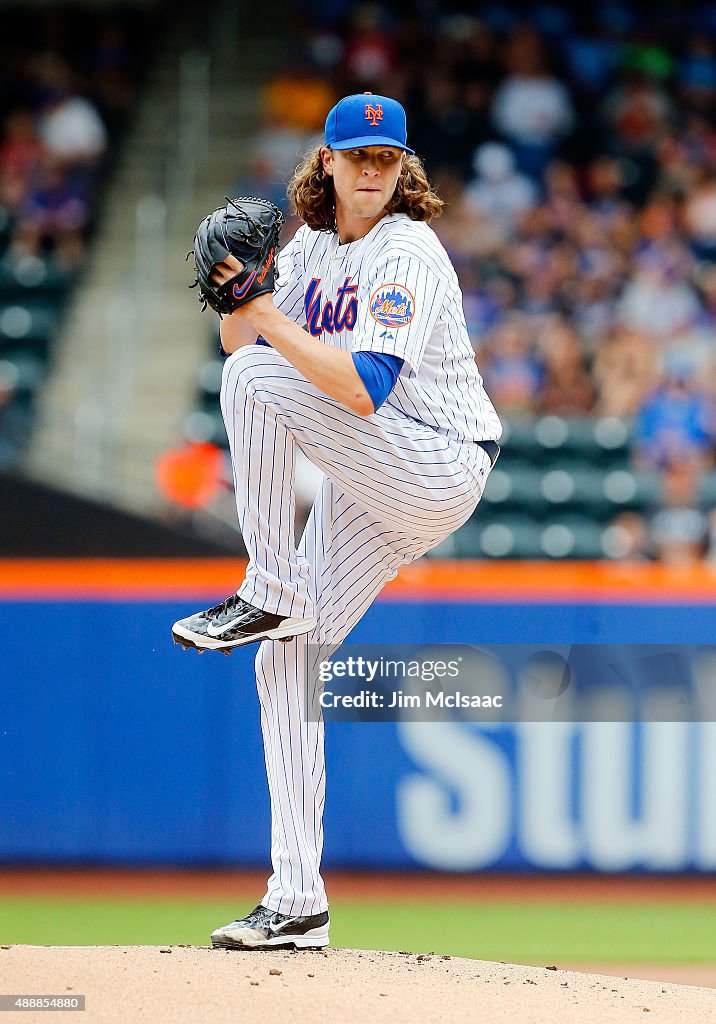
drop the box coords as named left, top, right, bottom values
left=2, top=897, right=715, bottom=964
left=332, top=900, right=716, bottom=963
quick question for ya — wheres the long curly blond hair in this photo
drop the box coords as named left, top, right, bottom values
left=287, top=146, right=444, bottom=231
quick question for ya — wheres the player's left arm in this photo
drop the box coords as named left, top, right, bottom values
left=234, top=293, right=375, bottom=416
left=219, top=301, right=261, bottom=354
left=351, top=251, right=447, bottom=375
left=218, top=230, right=306, bottom=355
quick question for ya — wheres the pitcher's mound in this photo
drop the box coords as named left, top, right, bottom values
left=3, top=945, right=715, bottom=1023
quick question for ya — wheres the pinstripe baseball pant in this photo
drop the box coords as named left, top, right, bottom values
left=220, top=344, right=492, bottom=916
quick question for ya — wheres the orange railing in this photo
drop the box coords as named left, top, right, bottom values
left=0, top=559, right=715, bottom=602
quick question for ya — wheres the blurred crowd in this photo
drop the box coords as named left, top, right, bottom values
left=216, top=2, right=716, bottom=562
left=0, top=6, right=147, bottom=270
left=0, top=5, right=151, bottom=469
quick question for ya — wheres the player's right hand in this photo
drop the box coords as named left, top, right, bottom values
left=210, top=254, right=245, bottom=287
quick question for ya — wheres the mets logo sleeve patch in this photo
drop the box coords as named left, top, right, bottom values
left=354, top=252, right=447, bottom=375
left=369, top=283, right=415, bottom=328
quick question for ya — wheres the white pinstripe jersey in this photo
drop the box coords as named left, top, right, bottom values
left=272, top=212, right=502, bottom=444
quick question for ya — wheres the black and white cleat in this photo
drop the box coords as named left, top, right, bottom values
left=172, top=594, right=316, bottom=653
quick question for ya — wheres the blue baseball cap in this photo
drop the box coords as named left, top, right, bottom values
left=324, top=93, right=414, bottom=153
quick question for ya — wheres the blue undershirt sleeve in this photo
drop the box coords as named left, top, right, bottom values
left=221, top=343, right=403, bottom=411
left=351, top=351, right=404, bottom=411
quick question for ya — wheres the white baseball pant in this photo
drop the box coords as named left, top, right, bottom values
left=220, top=344, right=493, bottom=915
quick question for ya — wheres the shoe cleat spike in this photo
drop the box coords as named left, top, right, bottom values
left=221, top=649, right=232, bottom=656
left=279, top=636, right=294, bottom=644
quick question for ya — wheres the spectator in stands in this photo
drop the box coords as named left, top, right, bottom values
left=592, top=325, right=658, bottom=418
left=156, top=437, right=225, bottom=518
left=231, top=144, right=292, bottom=216
left=632, top=376, right=715, bottom=470
left=599, top=71, right=671, bottom=204
left=254, top=62, right=331, bottom=187
left=211, top=2, right=716, bottom=562
left=491, top=25, right=574, bottom=181
left=706, top=510, right=716, bottom=564
left=409, top=69, right=490, bottom=178
left=464, top=142, right=536, bottom=237
left=683, top=167, right=716, bottom=262
left=621, top=36, right=675, bottom=85
left=536, top=318, right=594, bottom=414
left=678, top=33, right=716, bottom=112
left=0, top=3, right=147, bottom=493
left=603, top=510, right=651, bottom=561
left=89, top=20, right=137, bottom=133
left=0, top=110, right=44, bottom=211
left=694, top=263, right=716, bottom=331
left=616, top=248, right=700, bottom=340
left=262, top=59, right=334, bottom=134
left=586, top=155, right=630, bottom=223
left=15, top=157, right=89, bottom=268
left=541, top=159, right=582, bottom=230
left=343, top=4, right=396, bottom=85
left=661, top=319, right=716, bottom=387
left=482, top=316, right=545, bottom=416
left=249, top=120, right=317, bottom=188
left=459, top=267, right=515, bottom=342
left=606, top=462, right=709, bottom=565
left=571, top=275, right=616, bottom=346
left=561, top=25, right=618, bottom=97
left=600, top=71, right=672, bottom=157
left=37, top=83, right=107, bottom=168
left=649, top=459, right=708, bottom=565
left=432, top=169, right=504, bottom=260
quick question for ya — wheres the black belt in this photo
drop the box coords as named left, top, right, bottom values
left=476, top=439, right=500, bottom=467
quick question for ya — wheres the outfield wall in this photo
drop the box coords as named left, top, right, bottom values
left=1, top=560, right=715, bottom=872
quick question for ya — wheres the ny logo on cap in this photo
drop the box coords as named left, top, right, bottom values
left=365, top=103, right=383, bottom=127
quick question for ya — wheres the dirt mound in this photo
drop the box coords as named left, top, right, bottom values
left=3, top=945, right=714, bottom=1023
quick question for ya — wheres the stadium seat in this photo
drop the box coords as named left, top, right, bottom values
left=698, top=472, right=716, bottom=507
left=448, top=512, right=607, bottom=560
left=197, top=358, right=225, bottom=411
left=593, top=415, right=632, bottom=455
left=450, top=514, right=544, bottom=559
left=0, top=301, right=58, bottom=359
left=502, top=415, right=633, bottom=473
left=555, top=464, right=614, bottom=519
left=607, top=468, right=661, bottom=512
left=182, top=408, right=227, bottom=447
left=0, top=353, right=44, bottom=402
left=498, top=418, right=542, bottom=463
left=0, top=207, right=10, bottom=253
left=0, top=256, right=70, bottom=300
left=481, top=462, right=549, bottom=516
left=538, top=516, right=606, bottom=559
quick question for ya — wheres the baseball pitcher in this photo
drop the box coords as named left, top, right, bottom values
left=173, top=93, right=502, bottom=949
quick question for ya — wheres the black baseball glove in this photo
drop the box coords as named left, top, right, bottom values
left=189, top=196, right=284, bottom=316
